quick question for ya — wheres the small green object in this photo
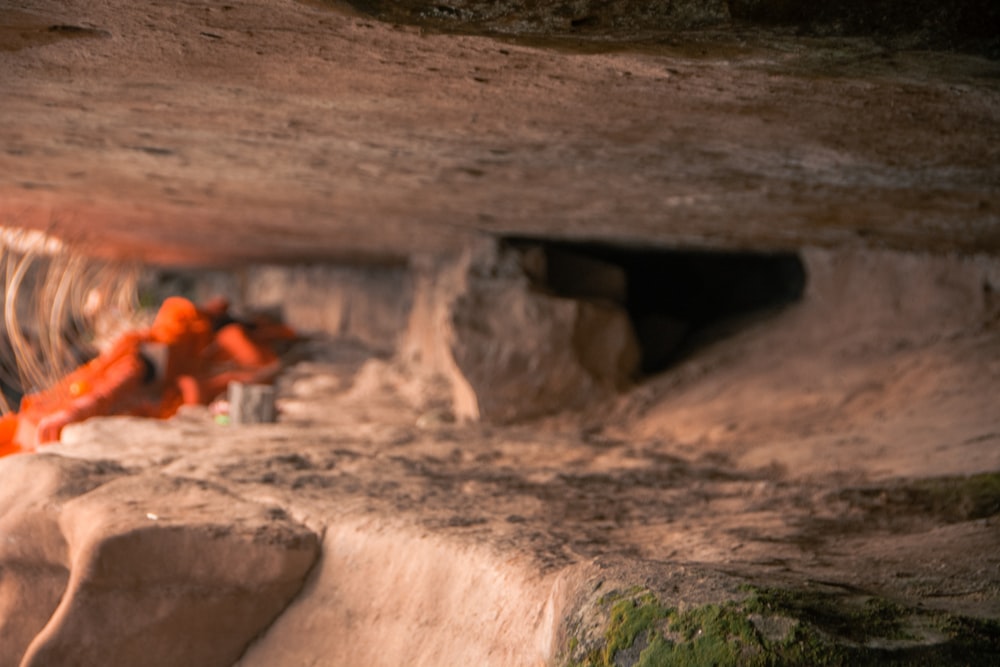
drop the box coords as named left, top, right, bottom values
left=214, top=414, right=230, bottom=426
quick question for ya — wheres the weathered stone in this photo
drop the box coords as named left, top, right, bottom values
left=228, top=381, right=277, bottom=425
left=401, top=241, right=639, bottom=422
left=0, top=2, right=997, bottom=264
left=538, top=246, right=629, bottom=305
left=0, top=454, right=320, bottom=667
left=452, top=279, right=602, bottom=422
left=243, top=264, right=414, bottom=352
left=0, top=1, right=998, bottom=664
left=573, top=300, right=640, bottom=390
left=0, top=455, right=120, bottom=667
left=19, top=248, right=999, bottom=667
left=237, top=520, right=573, bottom=667
left=343, top=0, right=733, bottom=36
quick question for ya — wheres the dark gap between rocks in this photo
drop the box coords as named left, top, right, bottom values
left=505, top=238, right=806, bottom=376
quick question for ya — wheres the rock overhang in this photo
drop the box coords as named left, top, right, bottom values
left=0, top=0, right=998, bottom=265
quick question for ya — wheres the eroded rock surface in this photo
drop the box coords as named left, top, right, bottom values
left=0, top=247, right=987, bottom=666
left=448, top=241, right=639, bottom=421
left=0, top=455, right=319, bottom=667
left=0, top=1, right=998, bottom=263
left=0, top=455, right=115, bottom=666
left=1, top=1, right=999, bottom=664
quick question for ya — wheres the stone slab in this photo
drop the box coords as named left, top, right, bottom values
left=0, top=1, right=997, bottom=264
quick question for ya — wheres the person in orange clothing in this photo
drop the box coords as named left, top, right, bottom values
left=0, top=296, right=294, bottom=454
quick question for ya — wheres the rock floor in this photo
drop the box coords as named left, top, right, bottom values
left=1, top=248, right=995, bottom=665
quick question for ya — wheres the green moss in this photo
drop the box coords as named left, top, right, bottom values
left=564, top=586, right=1000, bottom=667
left=659, top=603, right=767, bottom=666
left=836, top=472, right=1000, bottom=526
left=567, top=590, right=768, bottom=667
left=597, top=584, right=648, bottom=607
left=741, top=586, right=1000, bottom=666
left=600, top=593, right=670, bottom=665
left=910, top=472, right=1000, bottom=521
left=940, top=615, right=1000, bottom=656
left=742, top=587, right=913, bottom=644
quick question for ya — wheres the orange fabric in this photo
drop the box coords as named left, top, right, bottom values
left=0, top=297, right=293, bottom=454
left=0, top=415, right=20, bottom=457
left=211, top=324, right=278, bottom=368
left=150, top=297, right=215, bottom=380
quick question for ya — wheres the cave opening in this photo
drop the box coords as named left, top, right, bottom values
left=506, top=239, right=807, bottom=377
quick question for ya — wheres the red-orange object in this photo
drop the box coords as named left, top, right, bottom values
left=0, top=296, right=294, bottom=455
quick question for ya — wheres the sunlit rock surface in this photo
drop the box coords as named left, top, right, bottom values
left=0, top=247, right=987, bottom=666
left=0, top=454, right=319, bottom=667
left=0, top=0, right=998, bottom=263
left=1, top=1, right=999, bottom=665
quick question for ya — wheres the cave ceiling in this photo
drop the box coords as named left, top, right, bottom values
left=0, top=0, right=998, bottom=265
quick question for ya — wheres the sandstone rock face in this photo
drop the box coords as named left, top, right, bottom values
left=0, top=455, right=114, bottom=666
left=350, top=0, right=999, bottom=56
left=0, top=248, right=993, bottom=666
left=0, top=0, right=998, bottom=664
left=346, top=0, right=732, bottom=35
left=401, top=241, right=639, bottom=422
left=237, top=519, right=575, bottom=667
left=0, top=1, right=997, bottom=264
left=0, top=454, right=319, bottom=667
left=242, top=263, right=413, bottom=354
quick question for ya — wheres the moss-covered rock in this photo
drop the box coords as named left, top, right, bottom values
left=830, top=472, right=1000, bottom=531
left=561, top=586, right=1000, bottom=667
